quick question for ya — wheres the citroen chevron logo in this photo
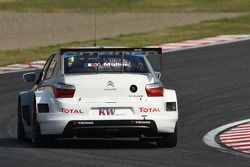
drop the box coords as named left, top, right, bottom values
left=106, top=81, right=114, bottom=87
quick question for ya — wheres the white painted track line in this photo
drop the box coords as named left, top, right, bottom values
left=226, top=142, right=250, bottom=147
left=220, top=131, right=250, bottom=137
left=223, top=130, right=250, bottom=135
left=220, top=135, right=250, bottom=140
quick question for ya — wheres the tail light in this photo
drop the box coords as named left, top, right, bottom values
left=52, top=83, right=75, bottom=98
left=145, top=83, right=164, bottom=97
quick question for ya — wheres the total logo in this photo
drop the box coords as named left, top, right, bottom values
left=139, top=107, right=160, bottom=113
left=61, top=108, right=84, bottom=114
left=99, top=108, right=116, bottom=116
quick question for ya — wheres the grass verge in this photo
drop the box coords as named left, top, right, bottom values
left=0, top=14, right=250, bottom=66
left=0, top=0, right=250, bottom=12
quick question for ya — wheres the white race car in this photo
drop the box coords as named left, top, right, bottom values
left=17, top=47, right=178, bottom=147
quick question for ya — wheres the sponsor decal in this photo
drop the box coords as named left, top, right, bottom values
left=139, top=107, right=160, bottom=113
left=61, top=108, right=84, bottom=114
left=99, top=108, right=116, bottom=116
left=64, top=53, right=78, bottom=67
left=102, top=62, right=131, bottom=67
left=136, top=121, right=151, bottom=124
left=83, top=62, right=131, bottom=68
left=68, top=56, right=75, bottom=63
left=77, top=51, right=159, bottom=57
left=129, top=95, right=143, bottom=98
left=130, top=120, right=151, bottom=125
left=84, top=63, right=98, bottom=67
left=77, top=121, right=94, bottom=125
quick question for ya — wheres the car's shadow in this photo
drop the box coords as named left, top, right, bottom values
left=0, top=138, right=32, bottom=148
left=0, top=138, right=157, bottom=149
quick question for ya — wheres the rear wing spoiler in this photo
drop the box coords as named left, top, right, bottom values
left=60, top=47, right=163, bottom=73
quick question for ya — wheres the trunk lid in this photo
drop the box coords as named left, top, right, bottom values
left=63, top=74, right=155, bottom=102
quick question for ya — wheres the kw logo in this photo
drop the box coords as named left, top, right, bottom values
left=99, top=108, right=116, bottom=116
left=106, top=81, right=114, bottom=87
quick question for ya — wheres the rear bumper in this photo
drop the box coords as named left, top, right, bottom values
left=37, top=112, right=178, bottom=136
left=63, top=120, right=157, bottom=138
left=36, top=94, right=178, bottom=137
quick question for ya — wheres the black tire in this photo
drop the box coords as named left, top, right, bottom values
left=31, top=98, right=53, bottom=147
left=157, top=126, right=177, bottom=148
left=32, top=121, right=44, bottom=147
left=17, top=98, right=25, bottom=141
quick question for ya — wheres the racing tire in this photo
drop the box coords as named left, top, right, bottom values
left=32, top=121, right=53, bottom=147
left=32, top=121, right=44, bottom=147
left=157, top=126, right=177, bottom=148
left=31, top=98, right=53, bottom=147
left=17, top=98, right=25, bottom=141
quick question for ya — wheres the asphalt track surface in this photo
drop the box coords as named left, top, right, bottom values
left=1, top=41, right=250, bottom=166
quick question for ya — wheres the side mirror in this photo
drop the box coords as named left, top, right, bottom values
left=23, top=72, right=36, bottom=83
left=154, top=71, right=161, bottom=79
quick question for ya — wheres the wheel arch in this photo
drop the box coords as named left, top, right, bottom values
left=19, top=91, right=34, bottom=107
left=18, top=91, right=34, bottom=135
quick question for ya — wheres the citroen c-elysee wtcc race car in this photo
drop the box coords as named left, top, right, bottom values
left=17, top=47, right=178, bottom=147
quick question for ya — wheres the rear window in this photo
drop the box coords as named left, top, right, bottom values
left=64, top=53, right=149, bottom=74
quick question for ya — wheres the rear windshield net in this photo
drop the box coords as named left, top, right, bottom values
left=64, top=53, right=149, bottom=74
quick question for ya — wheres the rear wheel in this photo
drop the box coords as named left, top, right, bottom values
left=32, top=121, right=53, bottom=147
left=32, top=98, right=53, bottom=147
left=17, top=98, right=25, bottom=141
left=32, top=121, right=44, bottom=147
left=157, top=126, right=177, bottom=148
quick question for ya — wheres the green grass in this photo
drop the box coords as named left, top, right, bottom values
left=0, top=0, right=250, bottom=12
left=1, top=14, right=250, bottom=66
